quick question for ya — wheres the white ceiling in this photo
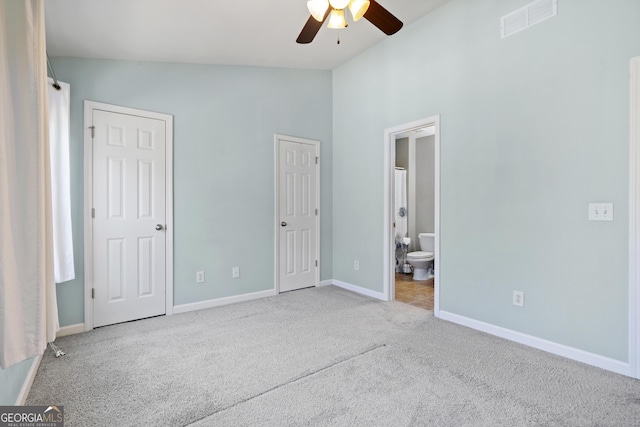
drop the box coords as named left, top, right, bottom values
left=44, top=0, right=450, bottom=70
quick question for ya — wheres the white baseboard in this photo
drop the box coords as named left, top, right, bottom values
left=319, top=280, right=333, bottom=287
left=173, top=289, right=277, bottom=315
left=57, top=323, right=85, bottom=338
left=330, top=279, right=386, bottom=301
left=439, top=310, right=631, bottom=377
left=15, top=353, right=43, bottom=405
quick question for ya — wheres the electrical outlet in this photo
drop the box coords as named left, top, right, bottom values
left=513, top=290, right=524, bottom=307
left=354, top=260, right=359, bottom=270
left=588, top=202, right=613, bottom=221
left=232, top=267, right=240, bottom=278
left=196, top=271, right=205, bottom=283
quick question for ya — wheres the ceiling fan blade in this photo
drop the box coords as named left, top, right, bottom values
left=364, top=0, right=403, bottom=36
left=296, top=8, right=331, bottom=44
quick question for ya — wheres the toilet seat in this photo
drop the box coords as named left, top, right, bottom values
left=406, top=251, right=434, bottom=261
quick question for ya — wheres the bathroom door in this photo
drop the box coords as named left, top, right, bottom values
left=276, top=135, right=320, bottom=292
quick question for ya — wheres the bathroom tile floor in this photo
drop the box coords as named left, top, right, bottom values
left=395, top=273, right=434, bottom=311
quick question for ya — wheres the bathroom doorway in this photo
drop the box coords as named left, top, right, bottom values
left=383, top=116, right=440, bottom=315
left=394, top=128, right=436, bottom=310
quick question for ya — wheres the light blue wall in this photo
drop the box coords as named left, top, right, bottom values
left=0, top=357, right=34, bottom=405
left=51, top=58, right=333, bottom=322
left=332, top=0, right=640, bottom=361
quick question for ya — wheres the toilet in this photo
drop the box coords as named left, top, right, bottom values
left=406, top=233, right=435, bottom=281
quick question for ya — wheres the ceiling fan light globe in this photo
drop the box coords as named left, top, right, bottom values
left=329, top=0, right=350, bottom=10
left=307, top=0, right=329, bottom=22
left=348, top=0, right=369, bottom=21
left=327, top=8, right=348, bottom=29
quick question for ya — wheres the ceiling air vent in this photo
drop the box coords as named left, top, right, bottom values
left=501, top=0, right=557, bottom=38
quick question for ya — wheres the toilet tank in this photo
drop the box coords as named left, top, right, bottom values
left=418, top=233, right=435, bottom=252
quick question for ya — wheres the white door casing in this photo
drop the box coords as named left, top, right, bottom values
left=629, top=56, right=640, bottom=379
left=275, top=135, right=320, bottom=293
left=84, top=101, right=174, bottom=329
left=383, top=116, right=441, bottom=313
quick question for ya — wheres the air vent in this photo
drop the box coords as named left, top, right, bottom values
left=501, top=0, right=557, bottom=38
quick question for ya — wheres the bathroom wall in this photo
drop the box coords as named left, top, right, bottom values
left=415, top=135, right=435, bottom=236
left=50, top=58, right=333, bottom=324
left=332, top=0, right=640, bottom=361
left=396, top=138, right=409, bottom=170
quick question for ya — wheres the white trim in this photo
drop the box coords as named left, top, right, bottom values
left=274, top=134, right=321, bottom=294
left=57, top=323, right=85, bottom=338
left=83, top=101, right=174, bottom=331
left=15, top=354, right=43, bottom=405
left=331, top=280, right=386, bottom=301
left=319, top=280, right=333, bottom=287
left=165, top=112, right=175, bottom=316
left=629, top=56, right=640, bottom=379
left=383, top=116, right=441, bottom=316
left=83, top=102, right=93, bottom=331
left=439, top=311, right=631, bottom=376
left=173, top=289, right=277, bottom=315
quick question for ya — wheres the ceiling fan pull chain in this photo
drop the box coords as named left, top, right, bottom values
left=337, top=31, right=341, bottom=45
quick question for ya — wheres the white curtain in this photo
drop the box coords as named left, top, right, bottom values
left=48, top=78, right=75, bottom=283
left=0, top=0, right=59, bottom=368
left=394, top=169, right=407, bottom=240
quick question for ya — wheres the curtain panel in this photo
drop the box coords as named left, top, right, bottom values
left=48, top=78, right=74, bottom=284
left=0, top=0, right=59, bottom=368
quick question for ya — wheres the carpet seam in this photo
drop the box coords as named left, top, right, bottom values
left=184, top=343, right=387, bottom=426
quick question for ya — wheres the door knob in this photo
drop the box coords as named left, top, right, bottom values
left=155, top=224, right=164, bottom=231
left=281, top=222, right=287, bottom=227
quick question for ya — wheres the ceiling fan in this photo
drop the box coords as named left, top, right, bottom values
left=297, top=0, right=403, bottom=44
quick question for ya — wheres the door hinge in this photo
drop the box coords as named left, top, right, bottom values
left=89, top=126, right=95, bottom=139
left=315, top=260, right=318, bottom=267
left=91, top=288, right=95, bottom=299
left=315, top=156, right=318, bottom=165
left=91, top=208, right=95, bottom=218
left=315, top=208, right=318, bottom=216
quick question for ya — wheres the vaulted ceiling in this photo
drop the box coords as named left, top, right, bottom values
left=44, top=0, right=451, bottom=70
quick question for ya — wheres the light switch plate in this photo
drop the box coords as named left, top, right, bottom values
left=588, top=203, right=613, bottom=221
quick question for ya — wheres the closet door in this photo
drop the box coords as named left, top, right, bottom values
left=92, top=108, right=167, bottom=327
left=276, top=135, right=319, bottom=293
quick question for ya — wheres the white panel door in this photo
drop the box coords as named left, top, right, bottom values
left=278, top=138, right=318, bottom=292
left=92, top=110, right=166, bottom=327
